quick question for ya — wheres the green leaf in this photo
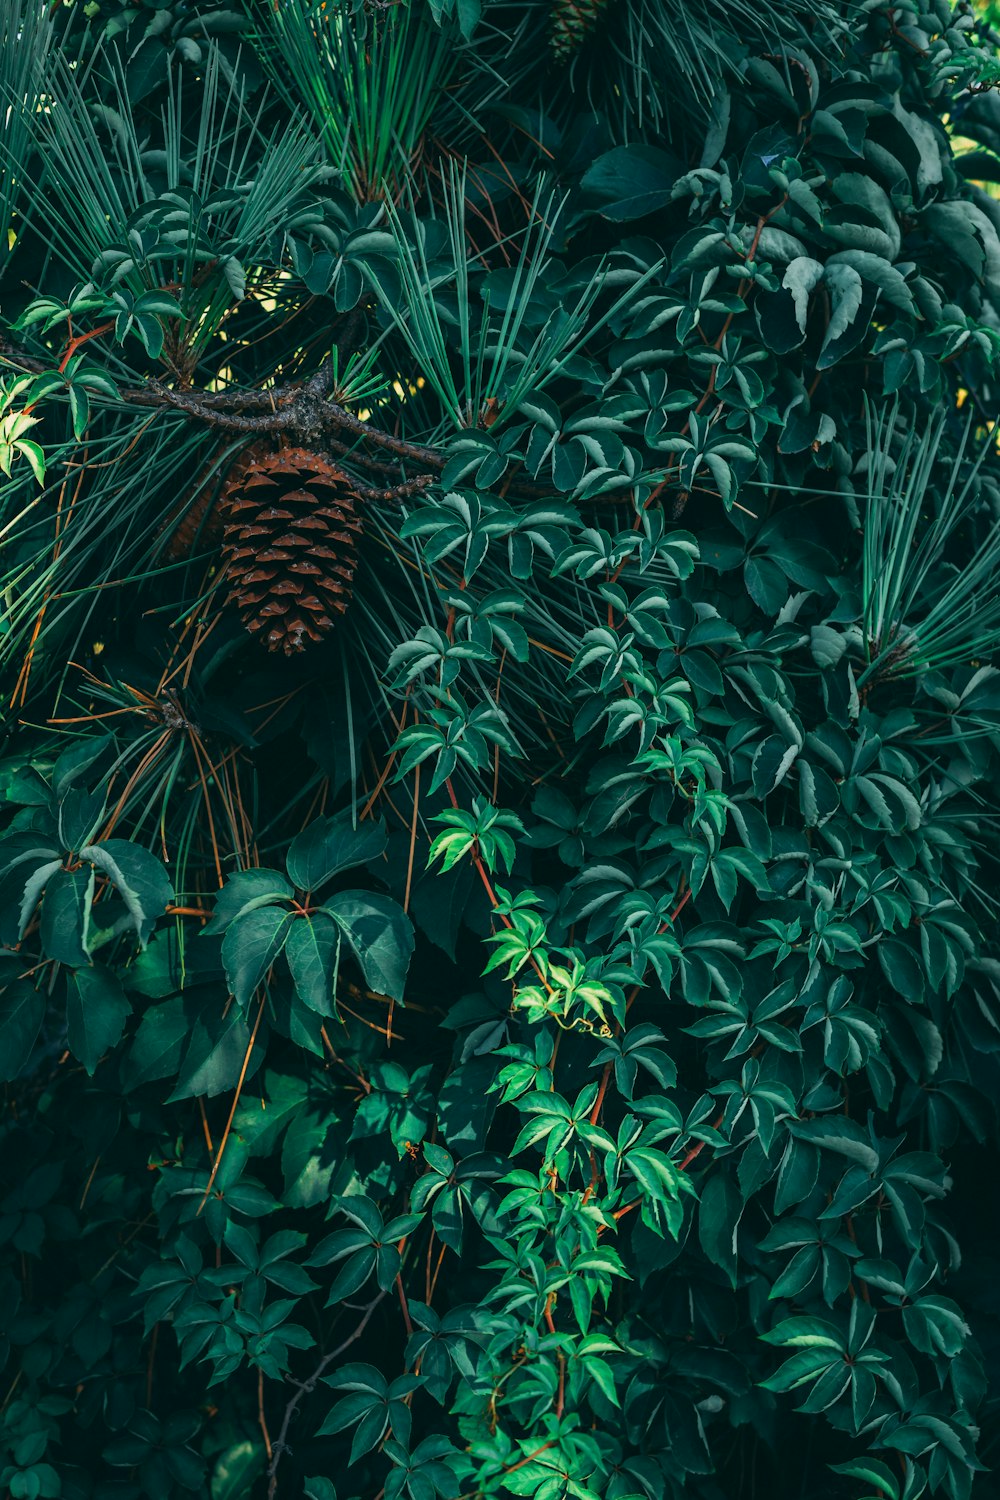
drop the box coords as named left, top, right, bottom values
left=0, top=980, right=44, bottom=1080
left=57, top=785, right=106, bottom=851
left=39, top=866, right=94, bottom=966
left=902, top=1296, right=970, bottom=1358
left=878, top=938, right=924, bottom=1003
left=123, top=997, right=189, bottom=1091
left=581, top=145, right=679, bottom=220
left=222, top=908, right=294, bottom=1007
left=829, top=1459, right=899, bottom=1499
left=285, top=914, right=341, bottom=1015
left=67, top=382, right=90, bottom=440
left=52, top=736, right=110, bottom=800
left=18, top=857, right=63, bottom=940
left=203, top=869, right=293, bottom=935
left=304, top=1480, right=338, bottom=1500
left=782, top=256, right=824, bottom=333
left=79, top=840, right=172, bottom=946
left=168, top=1006, right=255, bottom=1102
left=789, top=1114, right=878, bottom=1172
left=759, top=1346, right=837, bottom=1392
left=286, top=815, right=387, bottom=892
left=66, top=964, right=130, bottom=1074
left=697, top=1171, right=743, bottom=1287
left=325, top=892, right=413, bottom=1003
left=820, top=263, right=863, bottom=354
left=211, top=1441, right=265, bottom=1500
left=16, top=438, right=45, bottom=484
left=760, top=1315, right=843, bottom=1351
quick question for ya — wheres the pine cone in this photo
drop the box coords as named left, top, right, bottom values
left=550, top=0, right=610, bottom=60
left=219, top=447, right=363, bottom=655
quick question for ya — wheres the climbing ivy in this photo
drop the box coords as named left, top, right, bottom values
left=2, top=1, right=1000, bottom=1498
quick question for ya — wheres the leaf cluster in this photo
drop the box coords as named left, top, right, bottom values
left=2, top=3, right=1000, bottom=1500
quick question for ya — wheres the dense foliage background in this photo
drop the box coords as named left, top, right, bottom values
left=4, top=0, right=1000, bottom=1496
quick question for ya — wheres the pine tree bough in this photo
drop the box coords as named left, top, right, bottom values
left=0, top=335, right=444, bottom=494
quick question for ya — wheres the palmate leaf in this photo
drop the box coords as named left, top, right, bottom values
left=208, top=830, right=410, bottom=1010
left=14, top=45, right=327, bottom=348
left=319, top=1365, right=422, bottom=1462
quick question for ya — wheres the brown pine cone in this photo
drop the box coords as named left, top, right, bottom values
left=219, top=447, right=363, bottom=655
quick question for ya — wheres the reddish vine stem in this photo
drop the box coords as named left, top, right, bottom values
left=502, top=1439, right=558, bottom=1475
left=543, top=1294, right=566, bottom=1419
left=196, top=992, right=266, bottom=1213
left=427, top=1235, right=449, bottom=1305
left=608, top=198, right=789, bottom=531
left=395, top=1272, right=414, bottom=1336
left=678, top=1111, right=727, bottom=1173
left=443, top=777, right=554, bottom=995
left=258, top=1369, right=273, bottom=1462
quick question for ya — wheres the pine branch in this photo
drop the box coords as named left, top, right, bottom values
left=0, top=334, right=559, bottom=501
left=0, top=336, right=446, bottom=489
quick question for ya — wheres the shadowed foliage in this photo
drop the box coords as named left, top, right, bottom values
left=3, top=2, right=1000, bottom=1499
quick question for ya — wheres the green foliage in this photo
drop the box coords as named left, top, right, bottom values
left=861, top=400, right=1000, bottom=683
left=3, top=2, right=1000, bottom=1499
left=255, top=0, right=460, bottom=200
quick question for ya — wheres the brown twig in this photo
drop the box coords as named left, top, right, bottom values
left=266, top=1291, right=389, bottom=1498
left=502, top=1439, right=558, bottom=1475
left=196, top=993, right=266, bottom=1213
left=258, top=1368, right=273, bottom=1462
left=0, top=336, right=445, bottom=489
left=395, top=1272, right=414, bottom=1336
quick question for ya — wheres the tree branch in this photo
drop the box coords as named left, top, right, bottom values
left=0, top=334, right=446, bottom=475
left=266, top=1290, right=388, bottom=1498
left=0, top=332, right=554, bottom=501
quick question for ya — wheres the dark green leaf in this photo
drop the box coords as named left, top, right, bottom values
left=325, top=892, right=413, bottom=1003
left=286, top=815, right=387, bottom=893
left=66, top=964, right=130, bottom=1074
left=285, top=914, right=340, bottom=1015
left=0, top=980, right=44, bottom=1080
left=222, top=908, right=294, bottom=1007
left=80, top=840, right=172, bottom=945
